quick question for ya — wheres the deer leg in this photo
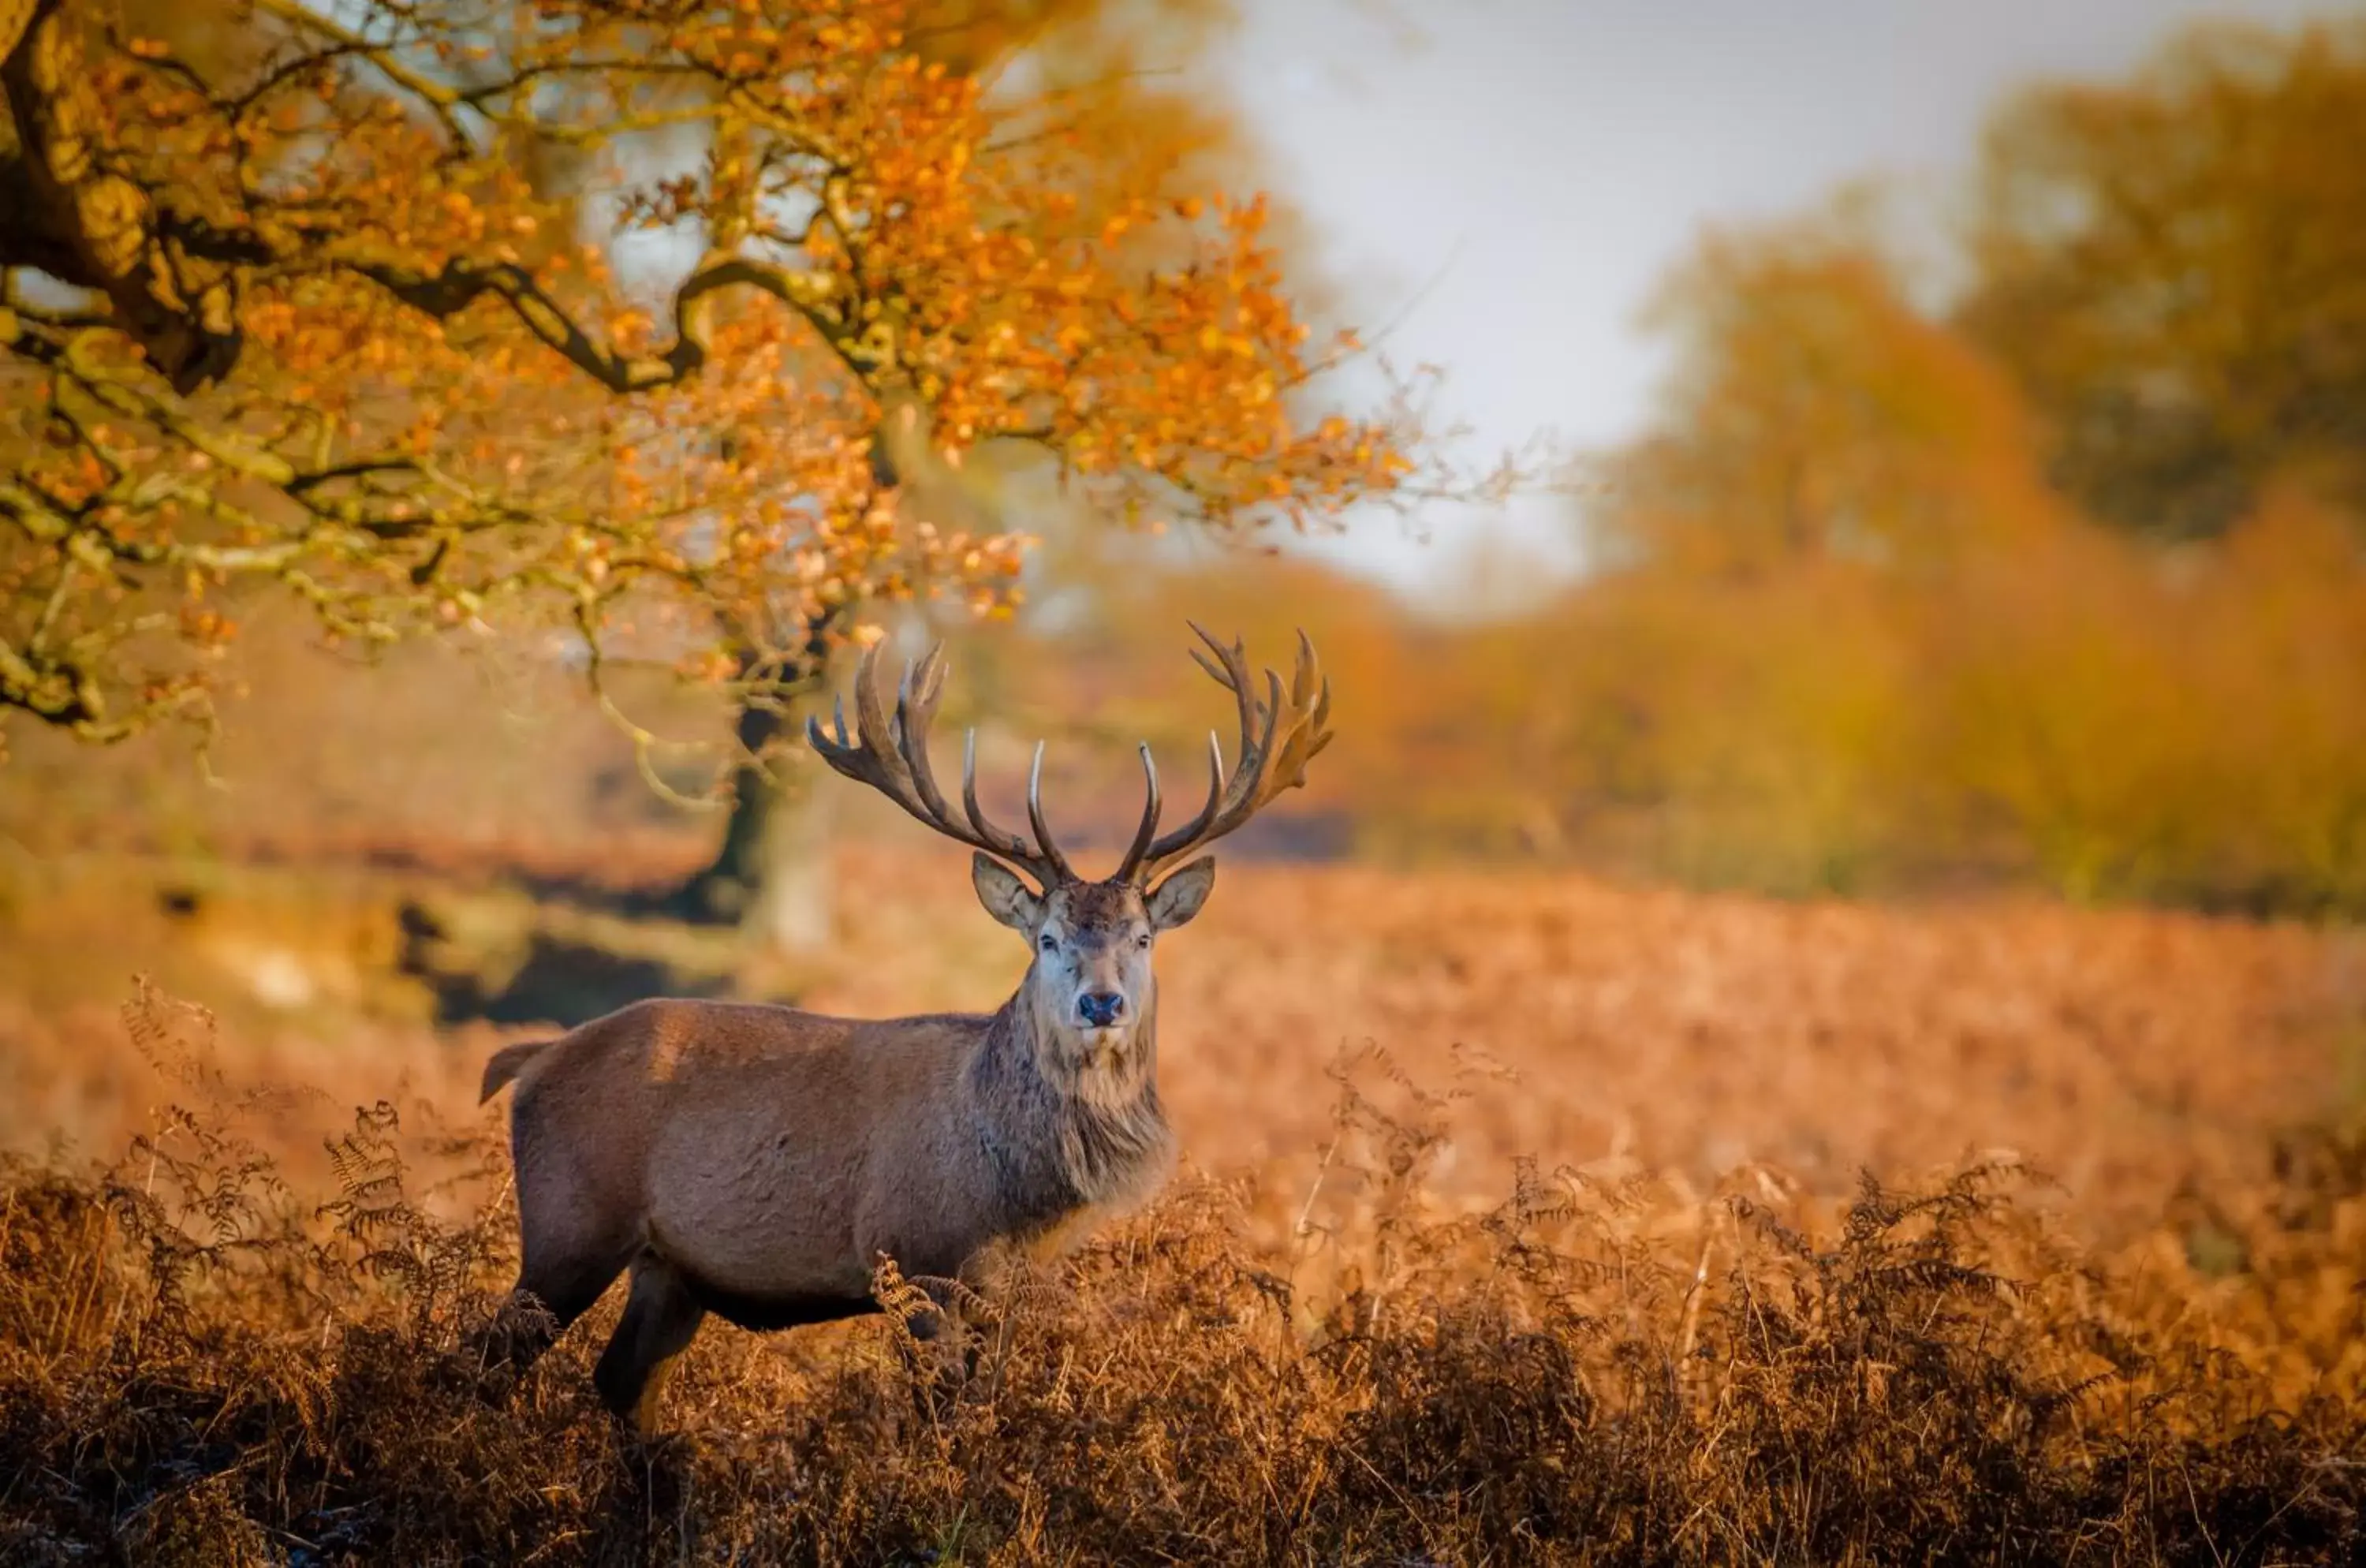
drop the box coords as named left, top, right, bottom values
left=593, top=1253, right=707, bottom=1434
left=483, top=1126, right=640, bottom=1380
left=472, top=1224, right=636, bottom=1390
left=895, top=1279, right=976, bottom=1424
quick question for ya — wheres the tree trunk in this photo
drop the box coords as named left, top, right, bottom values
left=668, top=618, right=837, bottom=947
left=746, top=766, right=837, bottom=955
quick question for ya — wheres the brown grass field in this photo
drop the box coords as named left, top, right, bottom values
left=3, top=838, right=2364, bottom=1563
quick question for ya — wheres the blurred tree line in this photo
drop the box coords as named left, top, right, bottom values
left=1003, top=15, right=2366, bottom=917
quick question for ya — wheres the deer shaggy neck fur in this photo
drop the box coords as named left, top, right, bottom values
left=974, top=981, right=1174, bottom=1219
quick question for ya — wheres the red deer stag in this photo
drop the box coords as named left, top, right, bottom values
left=474, top=625, right=1331, bottom=1430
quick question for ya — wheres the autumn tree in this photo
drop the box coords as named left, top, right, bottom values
left=1588, top=210, right=2069, bottom=581
left=1961, top=16, right=2366, bottom=543
left=0, top=0, right=1419, bottom=920
left=1571, top=14, right=2366, bottom=908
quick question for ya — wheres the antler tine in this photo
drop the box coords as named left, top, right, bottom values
left=1263, top=651, right=1334, bottom=793
left=1185, top=619, right=1262, bottom=785
left=804, top=640, right=879, bottom=775
left=892, top=644, right=960, bottom=824
left=808, top=640, right=927, bottom=822
left=1112, top=741, right=1165, bottom=882
left=808, top=637, right=1069, bottom=887
left=958, top=727, right=1043, bottom=872
left=850, top=641, right=917, bottom=794
left=1025, top=742, right=1076, bottom=882
left=1194, top=729, right=1225, bottom=827
left=1126, top=628, right=1334, bottom=886
left=1185, top=620, right=1252, bottom=693
left=1201, top=665, right=1283, bottom=826
left=1122, top=730, right=1224, bottom=882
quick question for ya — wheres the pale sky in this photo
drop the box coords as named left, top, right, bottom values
left=1206, top=0, right=2344, bottom=600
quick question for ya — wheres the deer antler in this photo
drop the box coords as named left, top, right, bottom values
left=1115, top=624, right=1333, bottom=887
left=806, top=639, right=1077, bottom=890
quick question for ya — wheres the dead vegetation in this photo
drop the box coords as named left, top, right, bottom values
left=1, top=963, right=2362, bottom=1564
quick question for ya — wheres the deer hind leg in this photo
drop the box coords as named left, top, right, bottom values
left=480, top=1120, right=643, bottom=1376
left=593, top=1253, right=707, bottom=1434
left=473, top=1217, right=636, bottom=1391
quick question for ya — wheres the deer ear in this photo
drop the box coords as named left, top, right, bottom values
left=972, top=853, right=1043, bottom=931
left=1147, top=857, right=1216, bottom=931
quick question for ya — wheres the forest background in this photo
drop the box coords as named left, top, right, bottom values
left=9, top=1, right=2364, bottom=931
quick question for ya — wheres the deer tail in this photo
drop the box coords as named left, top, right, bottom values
left=480, top=1040, right=555, bottom=1105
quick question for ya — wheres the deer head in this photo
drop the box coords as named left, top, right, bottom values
left=805, top=625, right=1333, bottom=1086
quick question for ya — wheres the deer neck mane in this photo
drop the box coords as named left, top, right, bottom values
left=968, top=978, right=1174, bottom=1220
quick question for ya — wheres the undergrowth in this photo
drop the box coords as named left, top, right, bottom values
left=1, top=988, right=2360, bottom=1565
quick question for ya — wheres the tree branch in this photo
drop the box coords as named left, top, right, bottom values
left=352, top=249, right=858, bottom=394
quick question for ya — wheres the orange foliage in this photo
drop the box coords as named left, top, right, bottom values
left=0, top=0, right=1414, bottom=744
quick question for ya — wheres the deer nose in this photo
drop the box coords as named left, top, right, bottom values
left=1077, top=992, right=1125, bottom=1028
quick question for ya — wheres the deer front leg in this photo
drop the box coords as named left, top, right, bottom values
left=890, top=1276, right=982, bottom=1424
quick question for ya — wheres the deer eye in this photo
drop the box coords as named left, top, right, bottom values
left=1038, top=932, right=1058, bottom=953
left=1135, top=932, right=1151, bottom=950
